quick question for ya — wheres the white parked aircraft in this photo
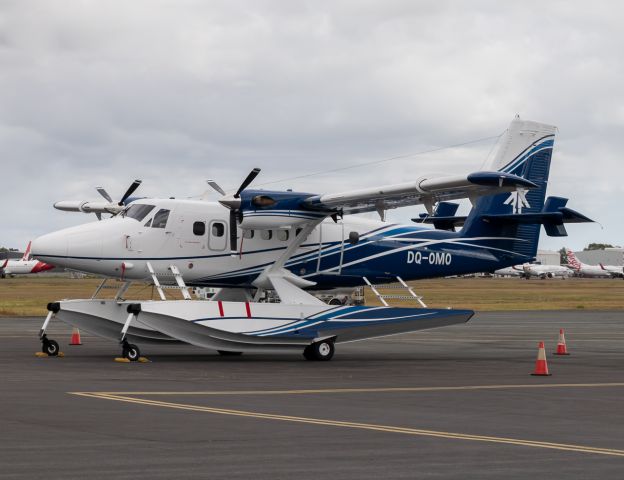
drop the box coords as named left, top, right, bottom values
left=600, top=263, right=624, bottom=278
left=565, top=249, right=618, bottom=278
left=1, top=242, right=55, bottom=278
left=31, top=118, right=592, bottom=361
left=493, top=266, right=523, bottom=277
left=520, top=262, right=572, bottom=279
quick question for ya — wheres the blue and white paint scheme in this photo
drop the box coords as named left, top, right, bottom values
left=32, top=117, right=592, bottom=360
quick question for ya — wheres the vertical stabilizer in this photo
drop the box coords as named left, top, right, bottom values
left=485, top=116, right=557, bottom=173
left=21, top=241, right=32, bottom=261
left=461, top=117, right=557, bottom=260
left=565, top=249, right=583, bottom=269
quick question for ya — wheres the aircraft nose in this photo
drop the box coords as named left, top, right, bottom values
left=31, top=232, right=68, bottom=261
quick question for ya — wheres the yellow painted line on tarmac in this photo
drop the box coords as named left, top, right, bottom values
left=71, top=382, right=624, bottom=397
left=70, top=392, right=624, bottom=457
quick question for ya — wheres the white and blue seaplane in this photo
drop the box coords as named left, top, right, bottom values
left=32, top=118, right=591, bottom=361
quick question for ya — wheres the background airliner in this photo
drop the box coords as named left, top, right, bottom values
left=566, top=249, right=622, bottom=278
left=520, top=263, right=571, bottom=279
left=1, top=242, right=55, bottom=278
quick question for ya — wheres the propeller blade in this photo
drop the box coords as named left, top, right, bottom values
left=119, top=180, right=142, bottom=205
left=206, top=179, right=226, bottom=196
left=229, top=209, right=238, bottom=255
left=96, top=187, right=113, bottom=203
left=234, top=168, right=261, bottom=198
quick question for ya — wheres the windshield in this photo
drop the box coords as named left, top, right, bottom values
left=123, top=204, right=155, bottom=222
left=152, top=209, right=170, bottom=228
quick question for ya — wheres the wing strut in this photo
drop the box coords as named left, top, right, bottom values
left=252, top=219, right=326, bottom=305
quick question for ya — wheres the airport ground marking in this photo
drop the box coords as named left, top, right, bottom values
left=70, top=382, right=624, bottom=397
left=70, top=391, right=624, bottom=457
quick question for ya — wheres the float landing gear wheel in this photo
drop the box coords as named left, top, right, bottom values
left=217, top=350, right=243, bottom=356
left=303, top=340, right=335, bottom=361
left=122, top=341, right=141, bottom=362
left=41, top=335, right=59, bottom=356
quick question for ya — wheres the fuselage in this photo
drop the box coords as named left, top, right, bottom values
left=572, top=264, right=616, bottom=278
left=565, top=250, right=616, bottom=278
left=522, top=263, right=571, bottom=278
left=600, top=264, right=624, bottom=278
left=32, top=198, right=533, bottom=288
left=494, top=266, right=523, bottom=277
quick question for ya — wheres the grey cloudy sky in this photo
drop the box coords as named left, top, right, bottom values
left=1, top=0, right=622, bottom=251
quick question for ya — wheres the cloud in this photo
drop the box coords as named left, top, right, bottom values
left=0, top=0, right=622, bottom=250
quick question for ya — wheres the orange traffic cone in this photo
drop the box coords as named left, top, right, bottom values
left=554, top=329, right=570, bottom=355
left=69, top=327, right=82, bottom=346
left=531, top=341, right=551, bottom=376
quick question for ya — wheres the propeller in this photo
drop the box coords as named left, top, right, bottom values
left=206, top=179, right=226, bottom=196
left=234, top=168, right=261, bottom=198
left=96, top=187, right=113, bottom=203
left=213, top=168, right=261, bottom=255
left=94, top=180, right=142, bottom=219
left=96, top=180, right=142, bottom=206
left=118, top=180, right=142, bottom=206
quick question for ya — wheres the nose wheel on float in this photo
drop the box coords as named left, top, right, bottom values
left=37, top=303, right=62, bottom=357
left=121, top=340, right=141, bottom=361
left=40, top=334, right=60, bottom=356
left=119, top=303, right=143, bottom=362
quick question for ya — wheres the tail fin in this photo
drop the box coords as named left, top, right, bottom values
left=21, top=241, right=32, bottom=261
left=566, top=249, right=582, bottom=269
left=461, top=117, right=557, bottom=260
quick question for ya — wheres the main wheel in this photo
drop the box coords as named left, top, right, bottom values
left=43, top=339, right=59, bottom=356
left=303, top=340, right=335, bottom=361
left=217, top=350, right=242, bottom=356
left=123, top=343, right=141, bottom=362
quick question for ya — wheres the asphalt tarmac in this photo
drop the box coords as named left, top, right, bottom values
left=1, top=311, right=623, bottom=479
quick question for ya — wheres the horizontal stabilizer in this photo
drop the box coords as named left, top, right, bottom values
left=412, top=202, right=466, bottom=230
left=479, top=196, right=593, bottom=237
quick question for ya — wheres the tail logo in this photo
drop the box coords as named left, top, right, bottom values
left=566, top=250, right=581, bottom=269
left=503, top=188, right=530, bottom=214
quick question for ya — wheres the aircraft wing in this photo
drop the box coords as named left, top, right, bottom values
left=302, top=171, right=537, bottom=215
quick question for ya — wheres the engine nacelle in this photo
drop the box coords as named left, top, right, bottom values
left=239, top=213, right=318, bottom=230
left=237, top=189, right=331, bottom=229
left=54, top=200, right=123, bottom=214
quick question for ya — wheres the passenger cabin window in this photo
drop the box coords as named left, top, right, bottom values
left=260, top=230, right=272, bottom=240
left=124, top=204, right=155, bottom=222
left=193, top=221, right=206, bottom=236
left=277, top=230, right=289, bottom=241
left=243, top=229, right=254, bottom=239
left=211, top=222, right=225, bottom=237
left=152, top=209, right=170, bottom=229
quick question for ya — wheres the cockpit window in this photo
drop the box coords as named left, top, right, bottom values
left=124, top=204, right=155, bottom=222
left=152, top=209, right=170, bottom=229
